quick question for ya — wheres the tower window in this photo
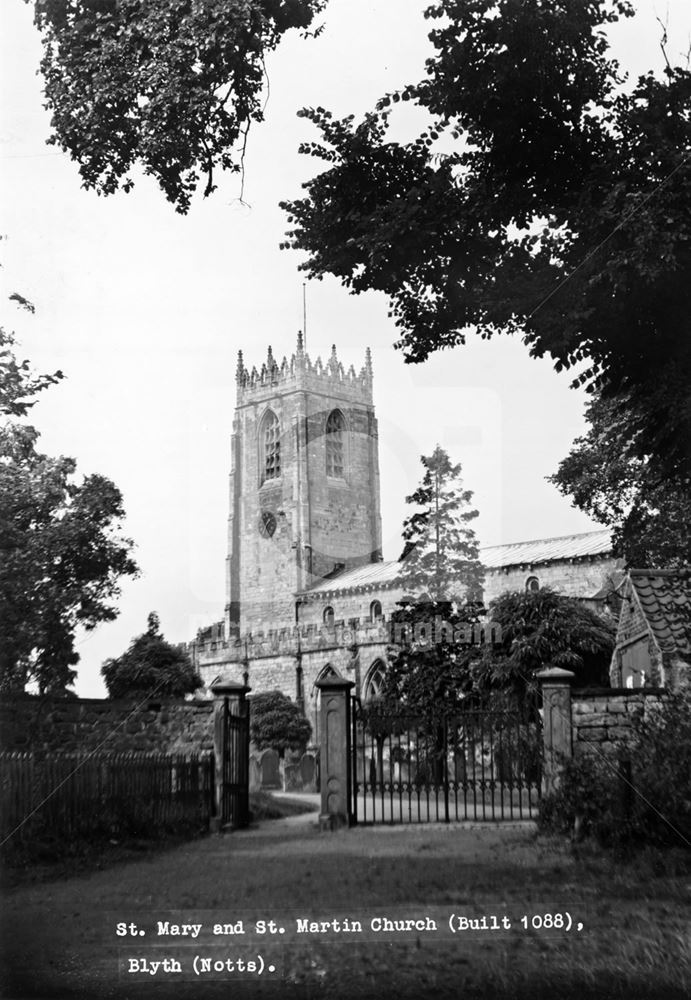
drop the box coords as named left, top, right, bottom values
left=323, top=606, right=335, bottom=628
left=325, top=409, right=345, bottom=478
left=370, top=600, right=383, bottom=622
left=526, top=576, right=540, bottom=593
left=262, top=410, right=280, bottom=482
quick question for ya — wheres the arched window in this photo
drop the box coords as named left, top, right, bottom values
left=526, top=576, right=540, bottom=593
left=325, top=409, right=345, bottom=478
left=363, top=659, right=387, bottom=702
left=323, top=606, right=335, bottom=628
left=261, top=410, right=280, bottom=482
left=370, top=600, right=383, bottom=622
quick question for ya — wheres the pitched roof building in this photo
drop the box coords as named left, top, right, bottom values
left=610, top=569, right=691, bottom=688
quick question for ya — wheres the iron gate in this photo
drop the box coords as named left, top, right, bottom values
left=351, top=700, right=541, bottom=824
left=215, top=691, right=250, bottom=829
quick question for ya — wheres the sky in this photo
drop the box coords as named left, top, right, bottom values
left=2, top=0, right=690, bottom=697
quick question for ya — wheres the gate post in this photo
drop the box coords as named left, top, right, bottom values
left=315, top=676, right=354, bottom=831
left=537, top=667, right=574, bottom=795
left=210, top=680, right=251, bottom=832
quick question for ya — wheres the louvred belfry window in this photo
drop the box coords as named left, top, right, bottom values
left=325, top=409, right=345, bottom=478
left=263, top=411, right=280, bottom=481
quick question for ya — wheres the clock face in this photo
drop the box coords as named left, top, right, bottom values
left=259, top=510, right=277, bottom=538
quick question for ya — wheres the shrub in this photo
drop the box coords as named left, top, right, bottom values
left=249, top=691, right=311, bottom=757
left=101, top=612, right=202, bottom=699
left=630, top=691, right=691, bottom=845
left=539, top=689, right=691, bottom=848
left=538, top=752, right=633, bottom=846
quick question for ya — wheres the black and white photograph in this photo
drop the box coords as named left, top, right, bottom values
left=1, top=1, right=690, bottom=998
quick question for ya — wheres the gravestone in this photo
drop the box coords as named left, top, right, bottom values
left=249, top=754, right=261, bottom=792
left=259, top=748, right=281, bottom=789
left=284, top=763, right=302, bottom=791
left=299, top=752, right=317, bottom=793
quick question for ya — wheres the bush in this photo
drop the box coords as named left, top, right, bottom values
left=631, top=691, right=691, bottom=845
left=538, top=752, right=633, bottom=846
left=249, top=691, right=311, bottom=757
left=101, top=612, right=202, bottom=699
left=539, top=690, right=691, bottom=848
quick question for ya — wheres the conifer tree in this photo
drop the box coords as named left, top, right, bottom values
left=398, top=445, right=484, bottom=604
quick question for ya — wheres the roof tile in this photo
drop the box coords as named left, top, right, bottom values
left=629, top=570, right=691, bottom=655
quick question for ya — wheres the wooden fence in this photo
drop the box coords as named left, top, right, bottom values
left=0, top=751, right=214, bottom=850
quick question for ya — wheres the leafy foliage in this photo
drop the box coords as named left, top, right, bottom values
left=29, top=0, right=326, bottom=213
left=282, top=0, right=691, bottom=480
left=550, top=393, right=691, bottom=568
left=399, top=445, right=483, bottom=602
left=540, top=689, right=691, bottom=847
left=476, top=588, right=616, bottom=695
left=249, top=690, right=311, bottom=756
left=378, top=600, right=485, bottom=721
left=0, top=329, right=138, bottom=695
left=101, top=612, right=202, bottom=699
left=0, top=329, right=62, bottom=418
left=538, top=750, right=631, bottom=846
left=379, top=588, right=614, bottom=720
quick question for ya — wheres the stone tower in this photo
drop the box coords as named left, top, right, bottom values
left=226, top=335, right=383, bottom=636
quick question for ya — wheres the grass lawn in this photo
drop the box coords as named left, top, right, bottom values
left=1, top=812, right=689, bottom=999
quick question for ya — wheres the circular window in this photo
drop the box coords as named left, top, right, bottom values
left=259, top=511, right=277, bottom=538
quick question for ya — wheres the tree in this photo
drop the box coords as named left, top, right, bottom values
left=101, top=612, right=202, bottom=699
left=281, top=1, right=691, bottom=481
left=28, top=0, right=326, bottom=213
left=475, top=588, right=616, bottom=697
left=249, top=690, right=311, bottom=756
left=1, top=329, right=62, bottom=417
left=398, top=445, right=484, bottom=603
left=376, top=445, right=485, bottom=721
left=0, top=329, right=139, bottom=695
left=377, top=601, right=483, bottom=719
left=549, top=393, right=691, bottom=568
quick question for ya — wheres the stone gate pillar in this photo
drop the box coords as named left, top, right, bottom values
left=537, top=667, right=574, bottom=795
left=315, top=676, right=354, bottom=830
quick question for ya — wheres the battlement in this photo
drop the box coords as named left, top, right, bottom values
left=190, top=617, right=391, bottom=667
left=235, top=335, right=373, bottom=404
left=187, top=613, right=500, bottom=669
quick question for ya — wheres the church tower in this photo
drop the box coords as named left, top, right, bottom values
left=226, top=335, right=382, bottom=636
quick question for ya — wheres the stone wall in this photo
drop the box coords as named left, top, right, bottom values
left=0, top=695, right=214, bottom=755
left=298, top=583, right=403, bottom=629
left=484, top=556, right=621, bottom=605
left=571, top=689, right=665, bottom=755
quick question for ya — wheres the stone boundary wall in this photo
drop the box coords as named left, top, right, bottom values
left=571, top=688, right=665, bottom=755
left=0, top=694, right=214, bottom=755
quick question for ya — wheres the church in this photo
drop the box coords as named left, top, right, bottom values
left=188, top=337, right=619, bottom=731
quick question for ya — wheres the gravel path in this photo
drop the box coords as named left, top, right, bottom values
left=1, top=813, right=688, bottom=1000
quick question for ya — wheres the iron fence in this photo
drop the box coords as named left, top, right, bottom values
left=0, top=750, right=214, bottom=848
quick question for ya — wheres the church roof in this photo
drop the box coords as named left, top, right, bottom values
left=480, top=528, right=612, bottom=569
left=627, top=569, right=691, bottom=656
left=304, top=560, right=400, bottom=596
left=302, top=529, right=614, bottom=596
